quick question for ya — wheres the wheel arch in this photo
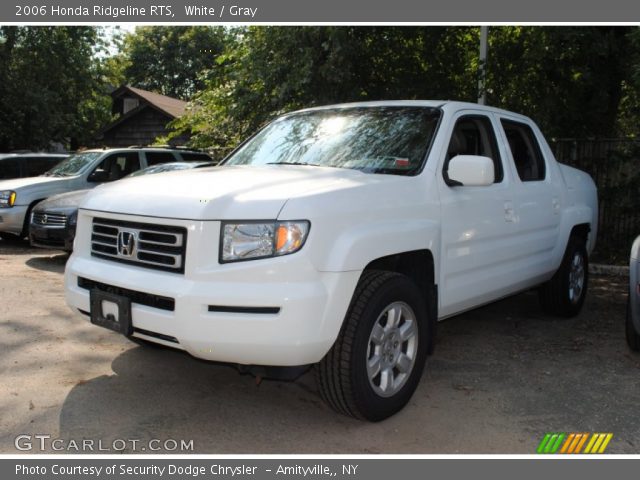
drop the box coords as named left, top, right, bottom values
left=20, top=198, right=46, bottom=237
left=363, top=249, right=437, bottom=355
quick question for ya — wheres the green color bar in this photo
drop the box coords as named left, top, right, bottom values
left=537, top=434, right=553, bottom=454
left=550, top=433, right=566, bottom=453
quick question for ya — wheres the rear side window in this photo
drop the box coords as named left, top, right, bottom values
left=93, top=152, right=141, bottom=181
left=445, top=115, right=504, bottom=183
left=24, top=156, right=61, bottom=177
left=0, top=158, right=20, bottom=179
left=145, top=152, right=178, bottom=166
left=501, top=120, right=546, bottom=182
left=179, top=152, right=212, bottom=162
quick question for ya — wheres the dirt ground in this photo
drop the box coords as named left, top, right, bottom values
left=0, top=239, right=638, bottom=454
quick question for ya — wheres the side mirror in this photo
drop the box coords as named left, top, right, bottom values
left=88, top=170, right=109, bottom=183
left=446, top=155, right=495, bottom=187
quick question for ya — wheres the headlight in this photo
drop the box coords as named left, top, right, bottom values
left=221, top=221, right=310, bottom=263
left=0, top=190, right=16, bottom=208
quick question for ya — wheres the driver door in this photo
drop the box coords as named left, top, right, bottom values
left=437, top=111, right=519, bottom=317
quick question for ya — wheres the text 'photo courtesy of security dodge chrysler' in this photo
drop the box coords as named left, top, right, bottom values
left=64, top=101, right=598, bottom=421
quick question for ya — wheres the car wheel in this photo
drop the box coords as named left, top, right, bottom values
left=626, top=301, right=640, bottom=352
left=316, top=270, right=429, bottom=421
left=539, top=235, right=589, bottom=317
left=0, top=232, right=23, bottom=242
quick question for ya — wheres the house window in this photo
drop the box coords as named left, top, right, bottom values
left=123, top=97, right=139, bottom=114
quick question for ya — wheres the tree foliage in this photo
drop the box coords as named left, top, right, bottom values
left=0, top=26, right=112, bottom=151
left=486, top=27, right=633, bottom=138
left=171, top=26, right=640, bottom=150
left=120, top=26, right=227, bottom=99
left=2, top=26, right=640, bottom=154
left=172, top=26, right=480, bottom=148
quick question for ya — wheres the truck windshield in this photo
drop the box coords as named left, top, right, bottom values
left=224, top=106, right=441, bottom=175
left=43, top=152, right=102, bottom=177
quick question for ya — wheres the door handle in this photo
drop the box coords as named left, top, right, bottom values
left=552, top=197, right=561, bottom=215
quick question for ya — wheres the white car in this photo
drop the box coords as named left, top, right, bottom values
left=64, top=101, right=598, bottom=420
left=628, top=235, right=640, bottom=351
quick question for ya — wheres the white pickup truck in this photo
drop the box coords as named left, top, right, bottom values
left=64, top=101, right=598, bottom=421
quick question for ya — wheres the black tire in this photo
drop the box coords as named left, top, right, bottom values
left=626, top=301, right=640, bottom=352
left=19, top=203, right=37, bottom=238
left=539, top=235, right=589, bottom=317
left=316, top=270, right=430, bottom=421
left=0, top=232, right=23, bottom=242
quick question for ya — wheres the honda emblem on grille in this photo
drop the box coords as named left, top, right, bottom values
left=117, top=231, right=136, bottom=257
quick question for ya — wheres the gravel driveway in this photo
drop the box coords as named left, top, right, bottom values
left=1, top=239, right=638, bottom=454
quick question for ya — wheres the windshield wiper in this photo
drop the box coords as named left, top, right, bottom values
left=266, top=162, right=322, bottom=167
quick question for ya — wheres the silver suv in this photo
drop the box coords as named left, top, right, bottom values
left=0, top=147, right=211, bottom=240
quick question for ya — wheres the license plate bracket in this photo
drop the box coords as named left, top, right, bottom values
left=89, top=289, right=132, bottom=336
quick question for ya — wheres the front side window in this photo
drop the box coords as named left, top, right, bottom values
left=91, top=152, right=141, bottom=181
left=501, top=120, right=546, bottom=182
left=444, top=115, right=504, bottom=183
left=224, top=107, right=441, bottom=176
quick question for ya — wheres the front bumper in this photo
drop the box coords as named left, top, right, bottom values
left=0, top=205, right=28, bottom=235
left=30, top=223, right=76, bottom=251
left=65, top=211, right=360, bottom=366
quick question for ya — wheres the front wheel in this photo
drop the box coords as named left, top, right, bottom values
left=316, top=270, right=430, bottom=421
left=0, top=232, right=23, bottom=243
left=539, top=236, right=589, bottom=317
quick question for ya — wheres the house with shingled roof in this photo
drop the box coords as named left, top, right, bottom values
left=94, top=85, right=190, bottom=148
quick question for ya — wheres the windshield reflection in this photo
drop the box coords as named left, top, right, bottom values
left=43, top=152, right=102, bottom=177
left=224, top=107, right=441, bottom=176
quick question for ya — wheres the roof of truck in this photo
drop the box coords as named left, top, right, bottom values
left=293, top=100, right=531, bottom=121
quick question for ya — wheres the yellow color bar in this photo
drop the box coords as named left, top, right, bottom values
left=597, top=434, right=613, bottom=453
left=584, top=434, right=598, bottom=453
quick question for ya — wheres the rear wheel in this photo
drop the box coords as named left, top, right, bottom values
left=539, top=236, right=588, bottom=317
left=626, top=301, right=640, bottom=352
left=316, top=270, right=429, bottom=421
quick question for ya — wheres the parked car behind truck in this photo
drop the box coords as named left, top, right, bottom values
left=29, top=161, right=215, bottom=251
left=64, top=101, right=598, bottom=421
left=0, top=147, right=211, bottom=241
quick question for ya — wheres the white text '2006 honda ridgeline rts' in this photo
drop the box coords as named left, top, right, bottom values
left=65, top=101, right=597, bottom=420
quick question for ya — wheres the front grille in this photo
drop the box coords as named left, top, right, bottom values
left=32, top=211, right=67, bottom=227
left=90, top=217, right=187, bottom=273
left=78, top=277, right=175, bottom=311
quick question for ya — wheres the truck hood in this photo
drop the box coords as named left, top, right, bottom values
left=34, top=189, right=90, bottom=211
left=80, top=165, right=392, bottom=220
left=0, top=175, right=69, bottom=191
